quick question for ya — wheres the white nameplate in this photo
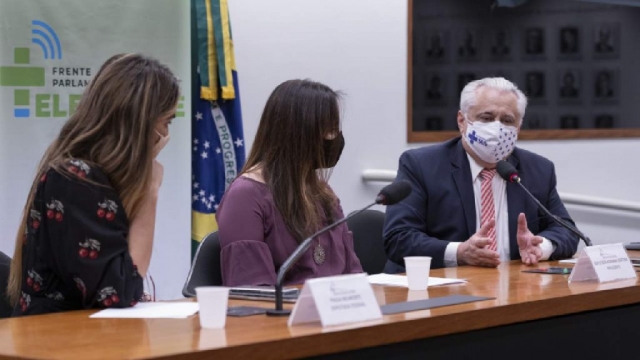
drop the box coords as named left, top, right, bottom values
left=288, top=273, right=382, bottom=327
left=568, top=243, right=637, bottom=283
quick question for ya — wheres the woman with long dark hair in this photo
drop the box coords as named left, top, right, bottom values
left=7, top=54, right=179, bottom=315
left=216, top=79, right=362, bottom=286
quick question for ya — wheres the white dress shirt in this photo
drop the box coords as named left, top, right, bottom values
left=443, top=154, right=555, bottom=267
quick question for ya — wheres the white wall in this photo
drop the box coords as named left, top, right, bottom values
left=229, top=0, right=640, bottom=248
left=230, top=0, right=410, bottom=212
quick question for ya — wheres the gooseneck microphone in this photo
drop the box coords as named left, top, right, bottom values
left=496, top=160, right=593, bottom=247
left=266, top=180, right=412, bottom=316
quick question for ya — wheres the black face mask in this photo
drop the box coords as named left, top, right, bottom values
left=317, top=132, right=345, bottom=169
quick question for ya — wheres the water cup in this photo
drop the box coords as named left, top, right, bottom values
left=196, top=287, right=230, bottom=329
left=404, top=256, right=432, bottom=290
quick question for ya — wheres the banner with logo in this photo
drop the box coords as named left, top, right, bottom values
left=0, top=0, right=192, bottom=300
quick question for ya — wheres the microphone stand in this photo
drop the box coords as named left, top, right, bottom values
left=266, top=201, right=377, bottom=316
left=515, top=180, right=593, bottom=247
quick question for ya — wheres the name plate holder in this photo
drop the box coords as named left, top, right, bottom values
left=568, top=243, right=637, bottom=283
left=288, top=273, right=383, bottom=327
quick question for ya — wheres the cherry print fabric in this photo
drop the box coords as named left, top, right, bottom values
left=13, top=160, right=143, bottom=316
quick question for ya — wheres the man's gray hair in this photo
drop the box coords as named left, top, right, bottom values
left=459, top=77, right=528, bottom=120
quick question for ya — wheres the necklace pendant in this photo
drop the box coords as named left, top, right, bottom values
left=313, top=243, right=326, bottom=265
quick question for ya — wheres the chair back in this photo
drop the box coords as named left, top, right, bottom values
left=182, top=232, right=222, bottom=298
left=346, top=210, right=388, bottom=275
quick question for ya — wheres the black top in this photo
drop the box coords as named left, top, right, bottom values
left=0, top=251, right=11, bottom=318
left=13, top=159, right=143, bottom=316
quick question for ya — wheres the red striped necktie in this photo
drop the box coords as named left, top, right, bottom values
left=480, top=169, right=497, bottom=251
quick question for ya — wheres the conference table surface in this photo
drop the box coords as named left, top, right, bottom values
left=1, top=254, right=640, bottom=359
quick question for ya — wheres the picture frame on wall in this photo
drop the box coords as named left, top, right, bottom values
left=423, top=29, right=450, bottom=64
left=595, top=114, right=615, bottom=129
left=426, top=116, right=445, bottom=131
left=524, top=71, right=547, bottom=104
left=456, top=28, right=482, bottom=62
left=488, top=28, right=513, bottom=62
left=593, top=69, right=619, bottom=105
left=557, top=25, right=582, bottom=61
left=593, top=23, right=620, bottom=60
left=560, top=115, right=581, bottom=129
left=412, top=113, right=452, bottom=132
left=423, top=73, right=448, bottom=107
left=557, top=69, right=582, bottom=105
left=522, top=27, right=546, bottom=61
left=525, top=113, right=547, bottom=130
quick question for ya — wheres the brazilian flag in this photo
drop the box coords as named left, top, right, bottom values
left=191, top=0, right=245, bottom=258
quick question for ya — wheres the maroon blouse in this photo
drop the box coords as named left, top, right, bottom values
left=216, top=177, right=363, bottom=286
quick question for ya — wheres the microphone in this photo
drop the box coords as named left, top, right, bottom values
left=375, top=180, right=413, bottom=205
left=266, top=180, right=412, bottom=316
left=496, top=161, right=521, bottom=184
left=496, top=160, right=593, bottom=247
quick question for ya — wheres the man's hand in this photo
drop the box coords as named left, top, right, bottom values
left=517, top=213, right=543, bottom=265
left=457, top=220, right=500, bottom=267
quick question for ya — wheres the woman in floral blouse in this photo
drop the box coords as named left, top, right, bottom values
left=7, top=53, right=179, bottom=316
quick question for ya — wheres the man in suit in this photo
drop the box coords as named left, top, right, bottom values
left=384, top=77, right=579, bottom=272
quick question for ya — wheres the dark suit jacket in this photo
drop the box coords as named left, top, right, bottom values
left=383, top=137, right=579, bottom=273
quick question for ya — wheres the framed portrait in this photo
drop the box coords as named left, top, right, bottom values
left=456, top=28, right=482, bottom=62
left=412, top=111, right=458, bottom=132
left=557, top=26, right=582, bottom=61
left=593, top=23, right=620, bottom=60
left=522, top=27, right=546, bottom=61
left=524, top=113, right=547, bottom=130
left=413, top=115, right=445, bottom=132
left=559, top=115, right=580, bottom=129
left=423, top=73, right=448, bottom=107
left=592, top=69, right=619, bottom=105
left=523, top=71, right=547, bottom=104
left=594, top=114, right=615, bottom=129
left=488, top=28, right=513, bottom=62
left=423, top=29, right=450, bottom=64
left=557, top=69, right=582, bottom=104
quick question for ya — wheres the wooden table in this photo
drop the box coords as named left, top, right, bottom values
left=1, top=256, right=639, bottom=360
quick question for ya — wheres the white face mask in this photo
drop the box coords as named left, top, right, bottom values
left=463, top=116, right=518, bottom=164
left=153, top=130, right=170, bottom=158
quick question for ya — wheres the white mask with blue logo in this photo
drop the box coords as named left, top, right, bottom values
left=464, top=116, right=518, bottom=164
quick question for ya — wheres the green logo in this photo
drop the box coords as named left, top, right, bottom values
left=0, top=47, right=52, bottom=118
left=1, top=20, right=185, bottom=118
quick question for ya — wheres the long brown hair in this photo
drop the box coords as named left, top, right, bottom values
left=242, top=79, right=342, bottom=242
left=7, top=53, right=180, bottom=305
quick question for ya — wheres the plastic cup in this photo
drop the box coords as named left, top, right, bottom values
left=404, top=256, right=432, bottom=290
left=196, top=287, right=229, bottom=329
